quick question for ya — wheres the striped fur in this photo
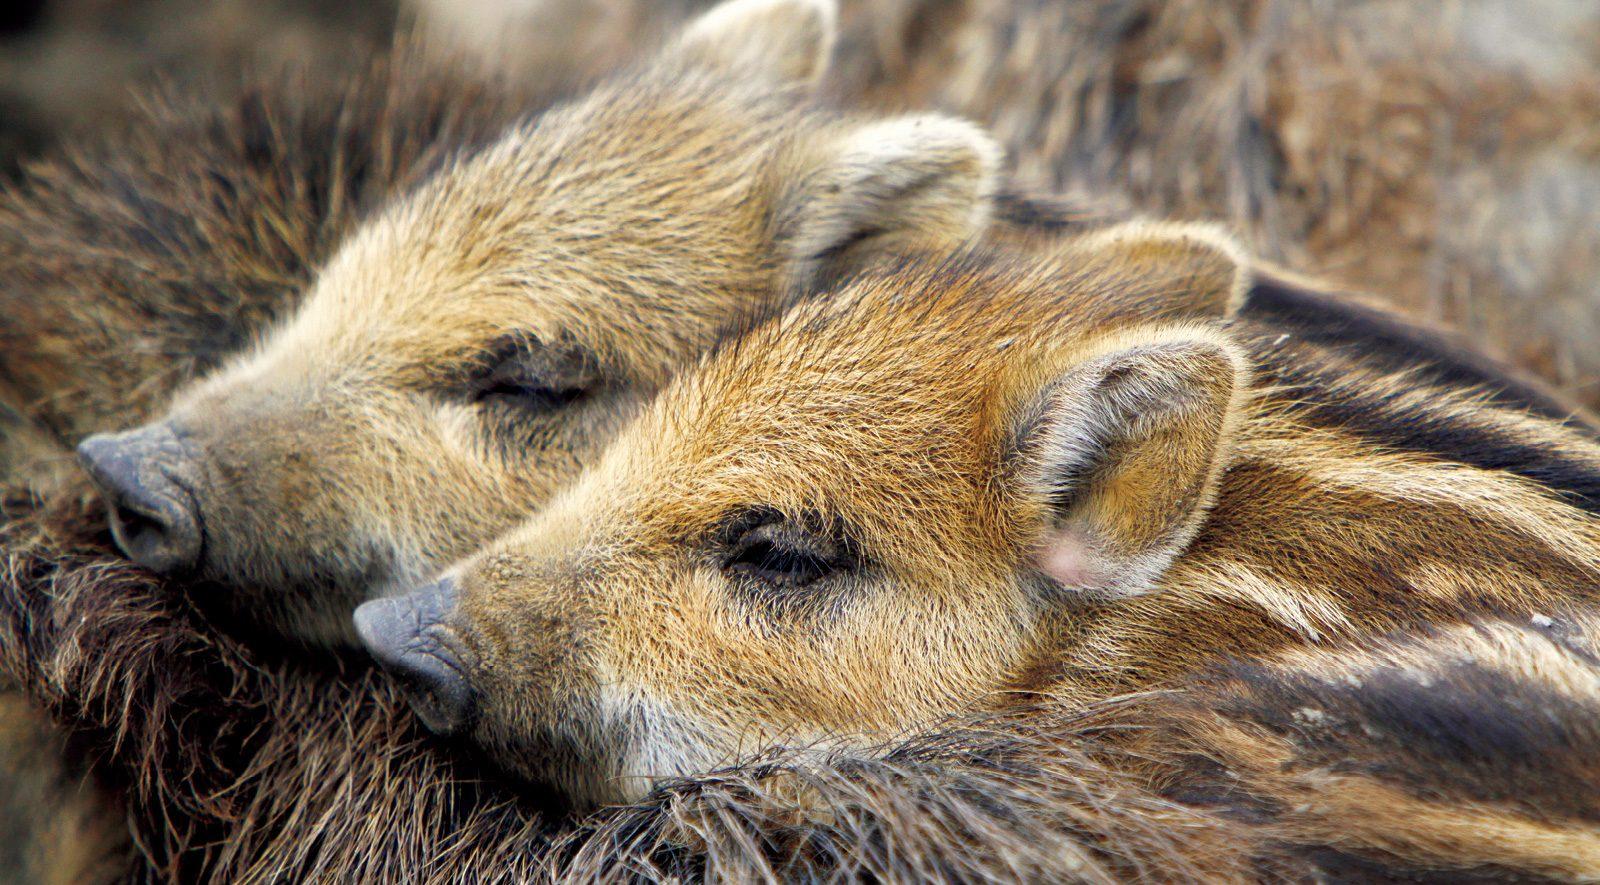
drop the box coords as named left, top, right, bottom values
left=0, top=4, right=1595, bottom=877
left=1108, top=609, right=1600, bottom=880
left=434, top=229, right=1600, bottom=809
left=546, top=610, right=1600, bottom=881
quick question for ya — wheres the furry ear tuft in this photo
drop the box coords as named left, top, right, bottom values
left=778, top=114, right=1002, bottom=289
left=1016, top=325, right=1248, bottom=598
left=1070, top=221, right=1252, bottom=320
left=673, top=0, right=837, bottom=86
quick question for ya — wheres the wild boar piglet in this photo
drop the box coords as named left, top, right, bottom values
left=359, top=223, right=1258, bottom=805
left=363, top=219, right=1600, bottom=809
left=75, top=0, right=1002, bottom=647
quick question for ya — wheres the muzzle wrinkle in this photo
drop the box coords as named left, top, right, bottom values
left=354, top=579, right=476, bottom=735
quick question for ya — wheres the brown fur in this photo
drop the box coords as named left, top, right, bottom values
left=0, top=483, right=556, bottom=880
left=58, top=0, right=1002, bottom=648
left=430, top=229, right=1600, bottom=808
left=8, top=134, right=1595, bottom=876
left=13, top=474, right=1600, bottom=880
left=451, top=0, right=1600, bottom=408
left=1, top=3, right=1596, bottom=877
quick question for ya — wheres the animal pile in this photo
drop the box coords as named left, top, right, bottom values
left=2, top=0, right=1598, bottom=881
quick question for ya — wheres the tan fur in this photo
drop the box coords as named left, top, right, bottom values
left=1021, top=323, right=1248, bottom=598
left=675, top=0, right=837, bottom=85
left=1070, top=221, right=1252, bottom=319
left=82, top=0, right=1001, bottom=647
left=413, top=225, right=1600, bottom=808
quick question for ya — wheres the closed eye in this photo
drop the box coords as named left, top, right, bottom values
left=720, top=514, right=856, bottom=590
left=725, top=537, right=835, bottom=587
left=474, top=378, right=587, bottom=413
left=465, top=336, right=598, bottom=416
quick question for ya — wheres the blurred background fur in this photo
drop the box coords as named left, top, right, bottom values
left=832, top=0, right=1600, bottom=404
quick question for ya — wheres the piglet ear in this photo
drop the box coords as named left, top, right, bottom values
left=776, top=114, right=1002, bottom=290
left=1014, top=325, right=1248, bottom=598
left=671, top=0, right=837, bottom=87
left=1066, top=221, right=1252, bottom=321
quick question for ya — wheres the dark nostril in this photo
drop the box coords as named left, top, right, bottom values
left=76, top=428, right=203, bottom=574
left=112, top=504, right=166, bottom=552
left=354, top=582, right=476, bottom=736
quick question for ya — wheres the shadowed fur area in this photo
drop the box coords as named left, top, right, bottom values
left=0, top=693, right=131, bottom=884
left=0, top=482, right=555, bottom=880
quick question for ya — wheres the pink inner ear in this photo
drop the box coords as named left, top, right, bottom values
left=1034, top=527, right=1107, bottom=591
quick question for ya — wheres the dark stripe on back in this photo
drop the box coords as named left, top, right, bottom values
left=1210, top=643, right=1600, bottom=824
left=1244, top=326, right=1600, bottom=515
left=1301, top=848, right=1570, bottom=884
left=1243, top=273, right=1597, bottom=436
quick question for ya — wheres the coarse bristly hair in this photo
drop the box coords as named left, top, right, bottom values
left=9, top=481, right=1600, bottom=880
left=0, top=482, right=553, bottom=881
left=4, top=6, right=1600, bottom=881
left=0, top=41, right=577, bottom=882
left=547, top=608, right=1600, bottom=883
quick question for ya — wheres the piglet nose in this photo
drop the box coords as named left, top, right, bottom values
left=77, top=424, right=203, bottom=574
left=354, top=578, right=476, bottom=736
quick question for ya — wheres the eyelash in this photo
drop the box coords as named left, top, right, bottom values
left=720, top=516, right=857, bottom=591
left=474, top=379, right=587, bottom=412
left=724, top=537, right=835, bottom=587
